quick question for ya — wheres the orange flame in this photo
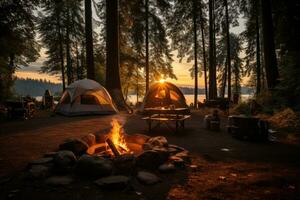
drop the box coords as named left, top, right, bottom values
left=108, top=119, right=129, bottom=153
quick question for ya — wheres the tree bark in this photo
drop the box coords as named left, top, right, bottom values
left=56, top=10, right=65, bottom=91
left=199, top=3, right=208, bottom=101
left=106, top=0, right=130, bottom=112
left=260, top=0, right=279, bottom=89
left=255, top=0, right=261, bottom=95
left=65, top=8, right=73, bottom=85
left=85, top=0, right=95, bottom=80
left=209, top=0, right=217, bottom=100
left=193, top=0, right=198, bottom=108
left=224, top=0, right=231, bottom=100
left=145, top=0, right=149, bottom=92
left=221, top=59, right=228, bottom=98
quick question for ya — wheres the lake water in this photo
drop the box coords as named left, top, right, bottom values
left=36, top=94, right=252, bottom=105
left=127, top=94, right=252, bottom=105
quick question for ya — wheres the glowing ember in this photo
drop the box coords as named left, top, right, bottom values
left=107, top=119, right=129, bottom=154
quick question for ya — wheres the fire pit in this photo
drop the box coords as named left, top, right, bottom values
left=26, top=119, right=190, bottom=189
left=86, top=119, right=146, bottom=156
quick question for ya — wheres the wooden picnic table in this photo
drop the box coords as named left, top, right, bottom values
left=142, top=108, right=191, bottom=133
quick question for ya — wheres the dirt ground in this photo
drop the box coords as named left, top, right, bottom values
left=0, top=110, right=300, bottom=200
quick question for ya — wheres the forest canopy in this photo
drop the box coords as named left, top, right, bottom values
left=0, top=0, right=299, bottom=109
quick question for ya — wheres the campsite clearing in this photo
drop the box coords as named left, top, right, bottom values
left=0, top=110, right=300, bottom=199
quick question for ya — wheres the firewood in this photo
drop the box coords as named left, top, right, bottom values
left=106, top=138, right=120, bottom=157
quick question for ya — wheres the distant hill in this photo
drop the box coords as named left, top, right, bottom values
left=13, top=78, right=254, bottom=97
left=13, top=78, right=62, bottom=97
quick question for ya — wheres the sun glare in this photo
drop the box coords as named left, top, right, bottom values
left=159, top=79, right=166, bottom=83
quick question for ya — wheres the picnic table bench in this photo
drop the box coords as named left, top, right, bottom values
left=142, top=108, right=191, bottom=133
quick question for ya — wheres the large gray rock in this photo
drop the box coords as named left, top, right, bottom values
left=137, top=171, right=160, bottom=185
left=53, top=151, right=77, bottom=171
left=147, top=136, right=168, bottom=148
left=94, top=176, right=129, bottom=189
left=76, top=154, right=112, bottom=177
left=29, top=165, right=50, bottom=179
left=59, top=138, right=89, bottom=155
left=113, top=154, right=136, bottom=175
left=81, top=134, right=96, bottom=147
left=45, top=176, right=73, bottom=186
left=136, top=150, right=167, bottom=170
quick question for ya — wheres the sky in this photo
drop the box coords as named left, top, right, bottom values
left=15, top=13, right=246, bottom=88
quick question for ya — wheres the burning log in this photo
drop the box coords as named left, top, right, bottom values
left=106, top=138, right=120, bottom=157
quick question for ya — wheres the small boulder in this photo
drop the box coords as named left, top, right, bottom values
left=113, top=154, right=136, bottom=175
left=137, top=171, right=160, bottom=185
left=94, top=176, right=129, bottom=189
left=168, top=144, right=186, bottom=155
left=76, top=155, right=112, bottom=177
left=158, top=163, right=176, bottom=173
left=147, top=136, right=168, bottom=148
left=53, top=151, right=77, bottom=172
left=174, top=151, right=189, bottom=162
left=136, top=150, right=166, bottom=170
left=169, top=156, right=185, bottom=168
left=45, top=176, right=73, bottom=186
left=152, top=147, right=169, bottom=161
left=142, top=143, right=153, bottom=151
left=81, top=134, right=96, bottom=147
left=59, top=138, right=89, bottom=155
left=29, top=165, right=50, bottom=179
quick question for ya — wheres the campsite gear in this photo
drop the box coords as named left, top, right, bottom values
left=6, top=100, right=35, bottom=119
left=204, top=110, right=220, bottom=131
left=227, top=115, right=269, bottom=141
left=204, top=115, right=212, bottom=129
left=142, top=108, right=191, bottom=133
left=141, top=81, right=189, bottom=112
left=55, top=79, right=118, bottom=116
left=43, top=89, right=54, bottom=109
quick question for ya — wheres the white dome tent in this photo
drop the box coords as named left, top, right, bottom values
left=55, top=79, right=118, bottom=116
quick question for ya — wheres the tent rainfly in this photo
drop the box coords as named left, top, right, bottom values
left=55, top=79, right=118, bottom=116
left=141, top=81, right=189, bottom=111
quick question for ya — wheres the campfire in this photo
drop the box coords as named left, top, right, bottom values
left=86, top=119, right=144, bottom=156
left=105, top=119, right=130, bottom=156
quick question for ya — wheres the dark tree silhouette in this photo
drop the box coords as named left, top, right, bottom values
left=208, top=0, right=217, bottom=100
left=106, top=0, right=129, bottom=111
left=260, top=0, right=279, bottom=89
left=85, top=0, right=95, bottom=80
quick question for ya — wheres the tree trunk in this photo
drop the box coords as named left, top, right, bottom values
left=260, top=0, right=279, bottom=89
left=85, top=0, right=95, bottom=80
left=199, top=3, right=208, bottom=101
left=136, top=69, right=139, bottom=103
left=221, top=59, right=228, bottom=98
left=65, top=9, right=73, bottom=85
left=106, top=0, right=130, bottom=112
left=56, top=11, right=65, bottom=91
left=145, top=0, right=149, bottom=92
left=193, top=0, right=198, bottom=108
left=255, top=0, right=261, bottom=95
left=224, top=0, right=231, bottom=100
left=209, top=0, right=217, bottom=100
